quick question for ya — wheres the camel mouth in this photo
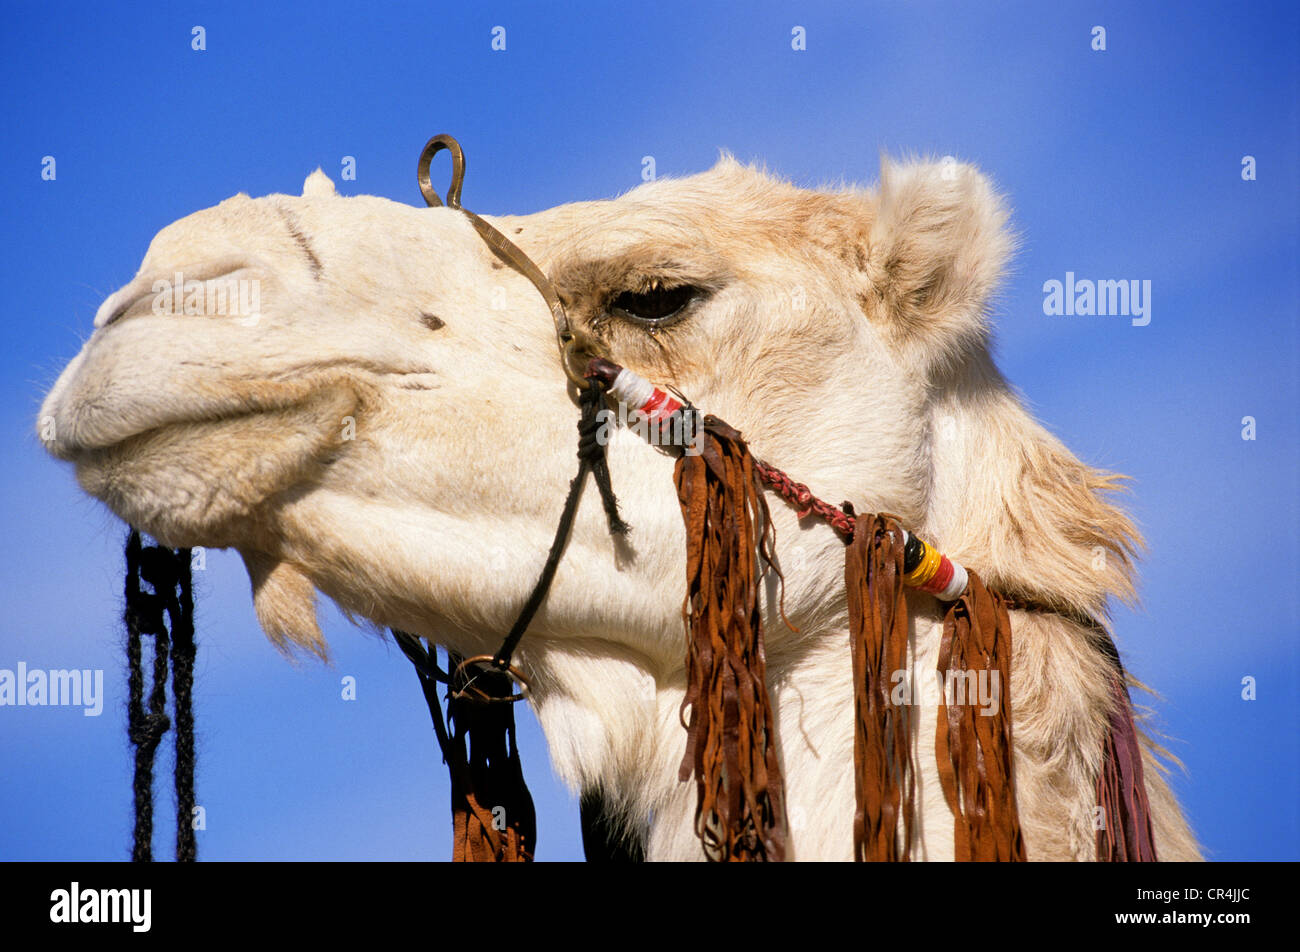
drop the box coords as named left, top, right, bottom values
left=44, top=368, right=337, bottom=461
left=42, top=354, right=436, bottom=464
left=63, top=402, right=295, bottom=460
left=65, top=382, right=362, bottom=547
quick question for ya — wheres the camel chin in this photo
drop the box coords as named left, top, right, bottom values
left=67, top=384, right=358, bottom=549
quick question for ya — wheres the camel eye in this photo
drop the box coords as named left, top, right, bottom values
left=610, top=283, right=699, bottom=326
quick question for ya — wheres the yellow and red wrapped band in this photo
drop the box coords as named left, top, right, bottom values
left=901, top=531, right=969, bottom=602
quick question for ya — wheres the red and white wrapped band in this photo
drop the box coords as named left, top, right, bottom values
left=604, top=366, right=684, bottom=422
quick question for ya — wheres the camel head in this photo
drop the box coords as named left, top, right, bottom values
left=39, top=154, right=1048, bottom=670
left=41, top=148, right=1203, bottom=863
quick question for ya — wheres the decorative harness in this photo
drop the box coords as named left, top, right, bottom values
left=121, top=134, right=1158, bottom=863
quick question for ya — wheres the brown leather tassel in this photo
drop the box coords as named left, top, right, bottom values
left=447, top=663, right=536, bottom=862
left=1096, top=674, right=1158, bottom=861
left=934, top=574, right=1027, bottom=861
left=673, top=416, right=787, bottom=861
left=844, top=514, right=917, bottom=860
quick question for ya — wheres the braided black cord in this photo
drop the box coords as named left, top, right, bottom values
left=392, top=631, right=454, bottom=760
left=171, top=549, right=196, bottom=861
left=125, top=530, right=197, bottom=862
left=578, top=383, right=627, bottom=536
left=126, top=531, right=166, bottom=862
left=491, top=381, right=625, bottom=669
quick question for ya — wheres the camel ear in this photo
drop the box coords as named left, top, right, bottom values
left=859, top=156, right=1014, bottom=370
left=239, top=550, right=328, bottom=661
left=302, top=168, right=337, bottom=199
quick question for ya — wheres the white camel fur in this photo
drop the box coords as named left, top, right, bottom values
left=40, top=154, right=1201, bottom=860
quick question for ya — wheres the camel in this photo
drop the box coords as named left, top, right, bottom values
left=39, top=151, right=1202, bottom=861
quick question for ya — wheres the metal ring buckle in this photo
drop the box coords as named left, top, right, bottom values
left=562, top=337, right=593, bottom=390
left=450, top=654, right=531, bottom=703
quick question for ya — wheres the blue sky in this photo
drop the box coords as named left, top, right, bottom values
left=2, top=0, right=1296, bottom=861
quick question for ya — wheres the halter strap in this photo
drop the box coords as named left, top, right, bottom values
left=418, top=134, right=589, bottom=389
left=415, top=136, right=626, bottom=697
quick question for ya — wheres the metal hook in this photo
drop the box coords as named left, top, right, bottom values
left=418, top=134, right=465, bottom=209
left=416, top=133, right=592, bottom=393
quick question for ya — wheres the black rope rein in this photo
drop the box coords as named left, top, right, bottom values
left=489, top=380, right=626, bottom=671
left=124, top=529, right=197, bottom=862
left=394, top=377, right=628, bottom=860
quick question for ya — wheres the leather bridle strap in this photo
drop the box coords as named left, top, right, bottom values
left=419, top=134, right=589, bottom=389
left=484, top=381, right=626, bottom=681
left=417, top=134, right=624, bottom=698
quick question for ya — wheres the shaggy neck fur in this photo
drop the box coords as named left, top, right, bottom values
left=522, top=357, right=1199, bottom=861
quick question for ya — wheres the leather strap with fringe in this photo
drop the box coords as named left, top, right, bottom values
left=844, top=514, right=917, bottom=860
left=1096, top=674, right=1158, bottom=861
left=674, top=416, right=788, bottom=861
left=933, top=572, right=1026, bottom=860
left=396, top=634, right=536, bottom=862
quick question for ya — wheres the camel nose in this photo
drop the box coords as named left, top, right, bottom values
left=94, top=256, right=265, bottom=330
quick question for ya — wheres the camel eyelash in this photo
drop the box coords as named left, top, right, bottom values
left=607, top=280, right=707, bottom=327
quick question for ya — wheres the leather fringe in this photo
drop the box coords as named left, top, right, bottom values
left=844, top=517, right=1025, bottom=861
left=1096, top=674, right=1158, bottom=861
left=673, top=417, right=788, bottom=861
left=844, top=514, right=916, bottom=860
left=934, top=573, right=1026, bottom=861
left=446, top=659, right=537, bottom=862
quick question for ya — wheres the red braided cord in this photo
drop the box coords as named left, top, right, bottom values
left=755, top=458, right=1105, bottom=622
left=754, top=459, right=857, bottom=540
